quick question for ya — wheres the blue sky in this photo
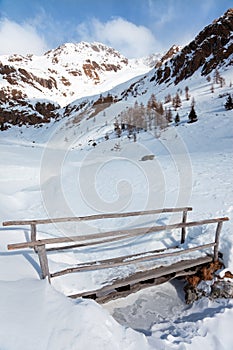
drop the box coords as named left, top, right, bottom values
left=0, top=0, right=232, bottom=57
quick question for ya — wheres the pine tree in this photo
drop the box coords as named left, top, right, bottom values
left=165, top=107, right=173, bottom=123
left=172, top=92, right=182, bottom=110
left=224, top=94, right=233, bottom=110
left=213, top=69, right=221, bottom=84
left=164, top=93, right=172, bottom=103
left=185, top=86, right=190, bottom=100
left=175, top=113, right=180, bottom=125
left=191, top=97, right=196, bottom=107
left=219, top=76, right=225, bottom=88
left=188, top=106, right=198, bottom=123
left=114, top=118, right=119, bottom=131
left=156, top=102, right=164, bottom=116
left=116, top=126, right=122, bottom=138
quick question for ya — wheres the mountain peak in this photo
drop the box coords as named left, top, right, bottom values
left=44, top=41, right=127, bottom=62
left=156, top=45, right=182, bottom=67
left=151, top=8, right=233, bottom=85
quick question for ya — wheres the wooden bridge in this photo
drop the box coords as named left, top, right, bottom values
left=3, top=207, right=229, bottom=303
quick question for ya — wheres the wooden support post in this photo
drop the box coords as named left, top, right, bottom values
left=181, top=210, right=188, bottom=244
left=30, top=224, right=37, bottom=241
left=31, top=224, right=37, bottom=253
left=37, top=245, right=50, bottom=282
left=214, top=221, right=223, bottom=262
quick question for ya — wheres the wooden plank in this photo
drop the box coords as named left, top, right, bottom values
left=46, top=233, right=136, bottom=252
left=8, top=231, right=131, bottom=250
left=7, top=217, right=229, bottom=250
left=37, top=245, right=50, bottom=282
left=50, top=242, right=215, bottom=278
left=50, top=246, right=176, bottom=277
left=214, top=221, right=223, bottom=261
left=96, top=263, right=212, bottom=303
left=95, top=275, right=173, bottom=303
left=68, top=255, right=213, bottom=300
left=2, top=207, right=193, bottom=226
left=181, top=210, right=188, bottom=244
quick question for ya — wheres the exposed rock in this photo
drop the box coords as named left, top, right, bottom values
left=211, top=280, right=233, bottom=299
left=83, top=61, right=100, bottom=82
left=184, top=284, right=205, bottom=304
left=0, top=41, right=134, bottom=129
left=183, top=260, right=233, bottom=303
left=156, top=45, right=181, bottom=68
left=151, top=8, right=233, bottom=85
left=184, top=260, right=224, bottom=303
left=0, top=89, right=60, bottom=129
left=140, top=155, right=155, bottom=161
left=224, top=270, right=233, bottom=278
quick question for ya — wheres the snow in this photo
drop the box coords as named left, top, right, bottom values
left=0, top=41, right=153, bottom=107
left=0, top=50, right=233, bottom=348
left=0, top=279, right=151, bottom=350
left=105, top=280, right=233, bottom=349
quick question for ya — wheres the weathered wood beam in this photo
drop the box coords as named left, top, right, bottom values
left=50, top=242, right=215, bottom=278
left=30, top=224, right=37, bottom=241
left=96, top=261, right=214, bottom=304
left=2, top=207, right=193, bottom=226
left=37, top=245, right=50, bottom=282
left=181, top=210, right=188, bottom=244
left=46, top=233, right=136, bottom=252
left=214, top=221, right=223, bottom=261
left=7, top=217, right=229, bottom=250
left=94, top=275, right=173, bottom=303
left=68, top=256, right=213, bottom=301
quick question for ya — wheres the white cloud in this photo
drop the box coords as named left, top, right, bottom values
left=147, top=0, right=175, bottom=27
left=76, top=17, right=160, bottom=58
left=0, top=18, right=49, bottom=55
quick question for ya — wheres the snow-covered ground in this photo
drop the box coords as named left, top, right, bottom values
left=0, top=65, right=233, bottom=349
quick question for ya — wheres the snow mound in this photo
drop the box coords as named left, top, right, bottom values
left=0, top=279, right=151, bottom=350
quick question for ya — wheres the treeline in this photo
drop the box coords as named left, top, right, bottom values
left=112, top=91, right=198, bottom=140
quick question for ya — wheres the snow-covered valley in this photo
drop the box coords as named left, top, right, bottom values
left=0, top=55, right=233, bottom=348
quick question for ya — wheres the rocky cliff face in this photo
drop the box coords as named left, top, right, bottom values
left=0, top=42, right=146, bottom=107
left=0, top=85, right=60, bottom=130
left=151, top=8, right=233, bottom=85
left=0, top=42, right=151, bottom=129
left=44, top=42, right=129, bottom=84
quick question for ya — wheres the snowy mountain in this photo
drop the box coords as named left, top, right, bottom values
left=0, top=41, right=156, bottom=105
left=0, top=8, right=233, bottom=350
left=0, top=9, right=232, bottom=131
left=60, top=9, right=232, bottom=136
left=150, top=8, right=233, bottom=85
left=0, top=41, right=160, bottom=130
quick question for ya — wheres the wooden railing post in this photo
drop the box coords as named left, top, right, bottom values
left=214, top=221, right=223, bottom=262
left=181, top=210, right=188, bottom=244
left=31, top=224, right=38, bottom=253
left=30, top=224, right=37, bottom=242
left=37, top=245, right=50, bottom=282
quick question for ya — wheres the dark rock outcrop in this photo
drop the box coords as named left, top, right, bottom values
left=151, top=8, right=233, bottom=85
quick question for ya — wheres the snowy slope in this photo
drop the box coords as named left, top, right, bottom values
left=0, top=9, right=233, bottom=348
left=0, top=58, right=233, bottom=348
